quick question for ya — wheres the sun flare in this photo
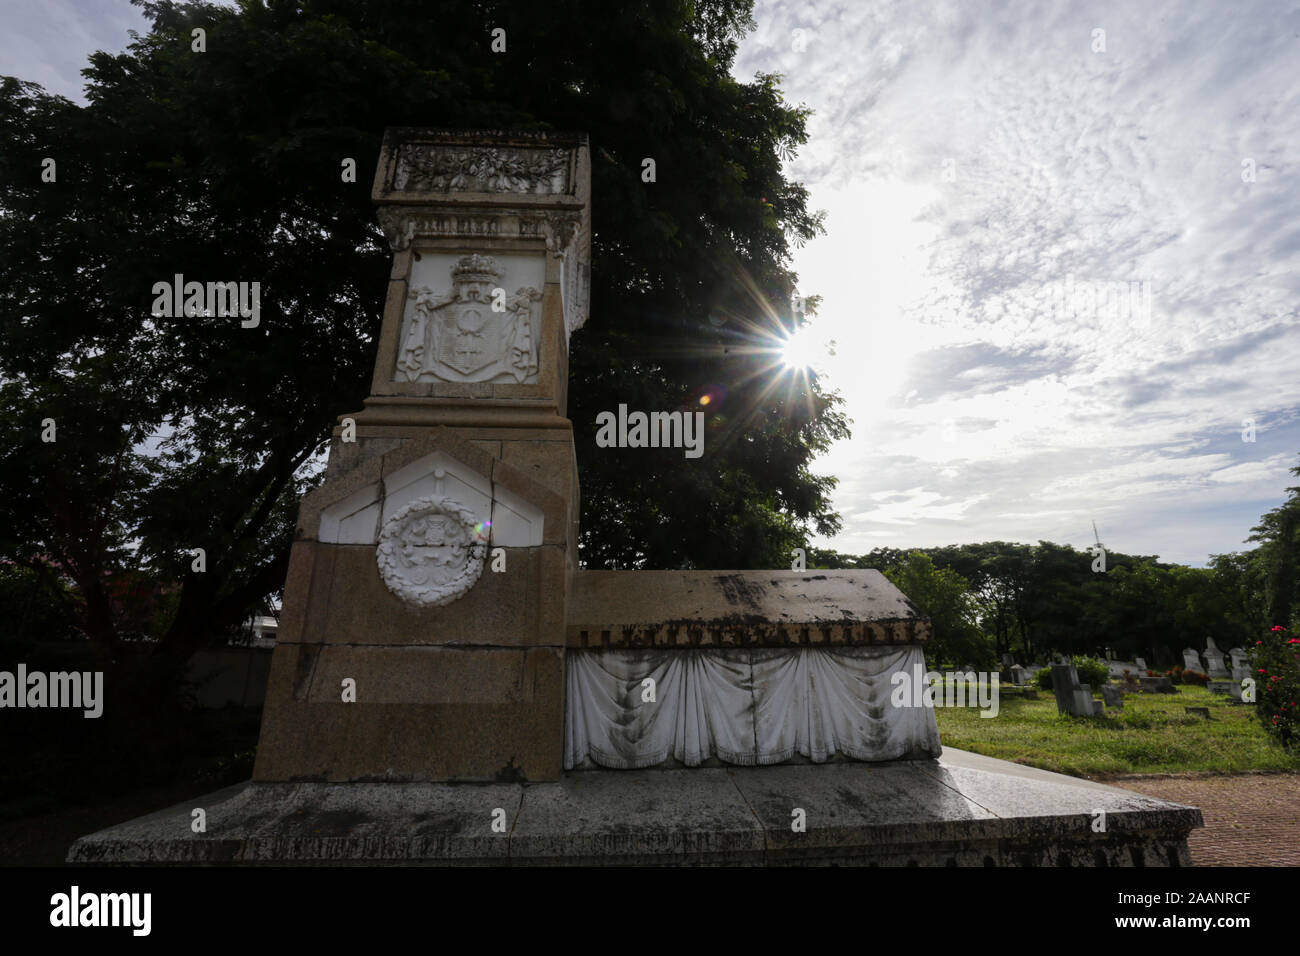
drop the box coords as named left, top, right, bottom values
left=779, top=326, right=823, bottom=370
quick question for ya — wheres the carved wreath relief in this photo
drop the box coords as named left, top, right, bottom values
left=376, top=496, right=487, bottom=607
left=394, top=145, right=570, bottom=194
left=397, top=254, right=542, bottom=384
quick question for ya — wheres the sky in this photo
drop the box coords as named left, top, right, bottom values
left=733, top=0, right=1300, bottom=566
left=3, top=0, right=1297, bottom=567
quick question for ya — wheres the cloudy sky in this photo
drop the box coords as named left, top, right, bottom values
left=734, top=0, right=1300, bottom=565
left=4, top=0, right=1298, bottom=566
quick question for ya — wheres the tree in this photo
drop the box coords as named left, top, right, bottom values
left=928, top=542, right=1032, bottom=659
left=884, top=551, right=990, bottom=669
left=1248, top=458, right=1300, bottom=631
left=0, top=0, right=844, bottom=662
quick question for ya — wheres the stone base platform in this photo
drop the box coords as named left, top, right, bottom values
left=68, top=749, right=1201, bottom=866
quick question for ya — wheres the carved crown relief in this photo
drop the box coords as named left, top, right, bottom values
left=394, top=145, right=570, bottom=195
left=375, top=495, right=487, bottom=608
left=396, top=254, right=543, bottom=384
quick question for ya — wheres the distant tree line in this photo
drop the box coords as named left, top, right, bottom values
left=809, top=459, right=1300, bottom=669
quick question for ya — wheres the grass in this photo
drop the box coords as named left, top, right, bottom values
left=933, top=682, right=1300, bottom=778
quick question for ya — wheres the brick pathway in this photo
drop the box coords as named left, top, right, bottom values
left=1112, top=772, right=1300, bottom=866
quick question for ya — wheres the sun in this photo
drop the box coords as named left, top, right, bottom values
left=779, top=325, right=823, bottom=370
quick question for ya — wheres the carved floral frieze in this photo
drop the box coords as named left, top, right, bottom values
left=394, top=145, right=570, bottom=195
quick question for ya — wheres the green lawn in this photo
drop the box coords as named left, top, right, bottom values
left=933, top=683, right=1300, bottom=778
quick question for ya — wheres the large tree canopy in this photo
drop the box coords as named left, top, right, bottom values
left=0, top=0, right=846, bottom=654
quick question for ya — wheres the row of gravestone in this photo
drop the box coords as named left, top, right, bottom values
left=1050, top=661, right=1258, bottom=718
left=1181, top=638, right=1251, bottom=681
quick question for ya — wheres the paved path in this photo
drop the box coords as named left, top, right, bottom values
left=1114, top=772, right=1300, bottom=866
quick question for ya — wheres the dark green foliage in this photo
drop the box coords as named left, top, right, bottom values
left=0, top=0, right=845, bottom=656
left=883, top=551, right=990, bottom=669
left=1034, top=657, right=1109, bottom=690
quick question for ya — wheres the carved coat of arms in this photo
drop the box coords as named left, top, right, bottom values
left=396, top=254, right=542, bottom=384
left=375, top=495, right=487, bottom=608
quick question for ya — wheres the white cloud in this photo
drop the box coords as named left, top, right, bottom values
left=738, top=0, right=1300, bottom=565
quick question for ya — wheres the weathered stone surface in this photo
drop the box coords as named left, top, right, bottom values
left=253, top=645, right=564, bottom=782
left=509, top=769, right=763, bottom=865
left=1100, top=684, right=1125, bottom=709
left=1140, top=675, right=1177, bottom=694
left=1203, top=638, right=1230, bottom=679
left=1229, top=649, right=1250, bottom=682
left=69, top=782, right=520, bottom=865
left=567, top=570, right=929, bottom=647
left=278, top=540, right=566, bottom=647
left=69, top=748, right=1201, bottom=866
left=1051, top=663, right=1103, bottom=716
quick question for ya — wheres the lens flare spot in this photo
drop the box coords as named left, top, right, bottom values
left=693, top=384, right=727, bottom=407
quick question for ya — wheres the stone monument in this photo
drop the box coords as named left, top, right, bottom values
left=68, top=129, right=1202, bottom=866
left=251, top=128, right=591, bottom=783
left=1229, top=647, right=1250, bottom=682
left=1202, top=638, right=1229, bottom=679
left=1050, top=662, right=1104, bottom=716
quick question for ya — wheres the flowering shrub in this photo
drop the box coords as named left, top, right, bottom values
left=1252, top=626, right=1300, bottom=751
left=1180, top=669, right=1209, bottom=686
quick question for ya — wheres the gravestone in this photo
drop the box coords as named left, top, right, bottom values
left=1202, top=638, right=1229, bottom=679
left=1228, top=680, right=1255, bottom=703
left=1135, top=656, right=1148, bottom=671
left=1140, top=675, right=1176, bottom=694
left=1050, top=662, right=1103, bottom=716
left=1229, top=647, right=1249, bottom=681
left=67, top=128, right=1203, bottom=867
left=1099, top=684, right=1124, bottom=710
left=1009, top=664, right=1026, bottom=685
left=1182, top=648, right=1204, bottom=674
left=1208, top=681, right=1234, bottom=695
left=1107, top=659, right=1138, bottom=678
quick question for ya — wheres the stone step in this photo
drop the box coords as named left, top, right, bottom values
left=67, top=748, right=1201, bottom=867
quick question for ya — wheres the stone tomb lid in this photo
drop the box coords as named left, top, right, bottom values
left=566, top=569, right=929, bottom=648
